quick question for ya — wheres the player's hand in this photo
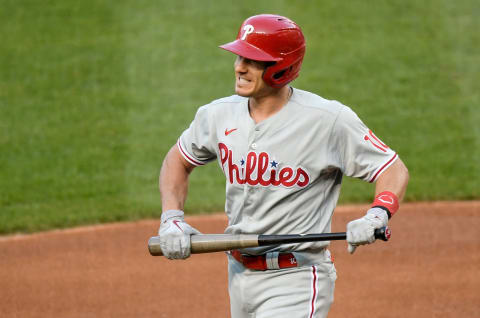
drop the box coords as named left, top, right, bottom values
left=158, top=210, right=201, bottom=259
left=346, top=207, right=388, bottom=254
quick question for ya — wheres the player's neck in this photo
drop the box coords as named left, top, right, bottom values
left=249, top=86, right=292, bottom=124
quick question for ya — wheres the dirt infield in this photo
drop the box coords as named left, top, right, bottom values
left=0, top=201, right=478, bottom=318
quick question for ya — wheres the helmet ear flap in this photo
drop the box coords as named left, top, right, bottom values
left=273, top=67, right=289, bottom=80
left=262, top=61, right=277, bottom=80
left=263, top=58, right=304, bottom=87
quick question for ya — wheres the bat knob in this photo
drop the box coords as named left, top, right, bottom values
left=374, top=227, right=391, bottom=241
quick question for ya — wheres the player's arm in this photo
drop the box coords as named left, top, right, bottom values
left=374, top=158, right=409, bottom=202
left=347, top=158, right=409, bottom=254
left=159, top=144, right=196, bottom=211
left=158, top=144, right=201, bottom=260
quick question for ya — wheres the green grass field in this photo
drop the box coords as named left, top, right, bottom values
left=0, top=0, right=478, bottom=234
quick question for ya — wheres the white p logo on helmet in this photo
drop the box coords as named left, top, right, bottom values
left=241, top=25, right=254, bottom=40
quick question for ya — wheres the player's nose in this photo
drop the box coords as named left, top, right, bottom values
left=234, top=56, right=248, bottom=73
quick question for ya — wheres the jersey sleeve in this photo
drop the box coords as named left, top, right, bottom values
left=177, top=105, right=217, bottom=166
left=330, top=106, right=398, bottom=182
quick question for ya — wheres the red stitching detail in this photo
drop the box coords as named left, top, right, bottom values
left=309, top=266, right=318, bottom=318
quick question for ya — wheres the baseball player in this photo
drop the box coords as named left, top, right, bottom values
left=158, top=14, right=409, bottom=318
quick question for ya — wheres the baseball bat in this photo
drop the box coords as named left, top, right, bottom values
left=148, top=227, right=391, bottom=256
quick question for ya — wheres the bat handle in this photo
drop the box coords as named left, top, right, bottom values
left=374, top=226, right=391, bottom=241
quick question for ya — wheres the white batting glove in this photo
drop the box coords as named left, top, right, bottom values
left=158, top=210, right=201, bottom=260
left=346, top=207, right=389, bottom=254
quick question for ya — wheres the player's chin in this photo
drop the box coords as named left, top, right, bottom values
left=235, top=86, right=251, bottom=97
left=235, top=85, right=253, bottom=97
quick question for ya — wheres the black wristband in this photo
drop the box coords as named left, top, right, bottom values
left=372, top=205, right=392, bottom=219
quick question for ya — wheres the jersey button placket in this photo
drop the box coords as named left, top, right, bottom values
left=244, top=126, right=259, bottom=203
left=251, top=125, right=260, bottom=150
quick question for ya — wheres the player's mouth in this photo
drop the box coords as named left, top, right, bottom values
left=237, top=76, right=252, bottom=85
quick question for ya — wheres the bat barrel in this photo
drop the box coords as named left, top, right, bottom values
left=191, top=234, right=259, bottom=254
left=148, top=234, right=259, bottom=256
left=148, top=236, right=163, bottom=256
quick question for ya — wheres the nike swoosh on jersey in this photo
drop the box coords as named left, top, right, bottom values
left=225, top=128, right=238, bottom=136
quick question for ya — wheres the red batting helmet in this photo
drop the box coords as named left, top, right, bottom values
left=219, top=14, right=306, bottom=88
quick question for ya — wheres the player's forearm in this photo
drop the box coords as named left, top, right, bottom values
left=375, top=158, right=409, bottom=201
left=159, top=145, right=195, bottom=212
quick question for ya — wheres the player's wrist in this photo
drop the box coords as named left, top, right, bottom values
left=161, top=209, right=184, bottom=223
left=371, top=191, right=399, bottom=219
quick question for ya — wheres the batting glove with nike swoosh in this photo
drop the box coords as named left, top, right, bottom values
left=158, top=210, right=201, bottom=259
left=346, top=207, right=389, bottom=254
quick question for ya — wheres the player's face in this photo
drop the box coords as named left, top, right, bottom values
left=234, top=56, right=273, bottom=98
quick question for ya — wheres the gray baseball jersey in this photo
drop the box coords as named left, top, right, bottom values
left=177, top=87, right=397, bottom=254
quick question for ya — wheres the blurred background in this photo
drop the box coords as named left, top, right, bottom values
left=0, top=0, right=478, bottom=234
